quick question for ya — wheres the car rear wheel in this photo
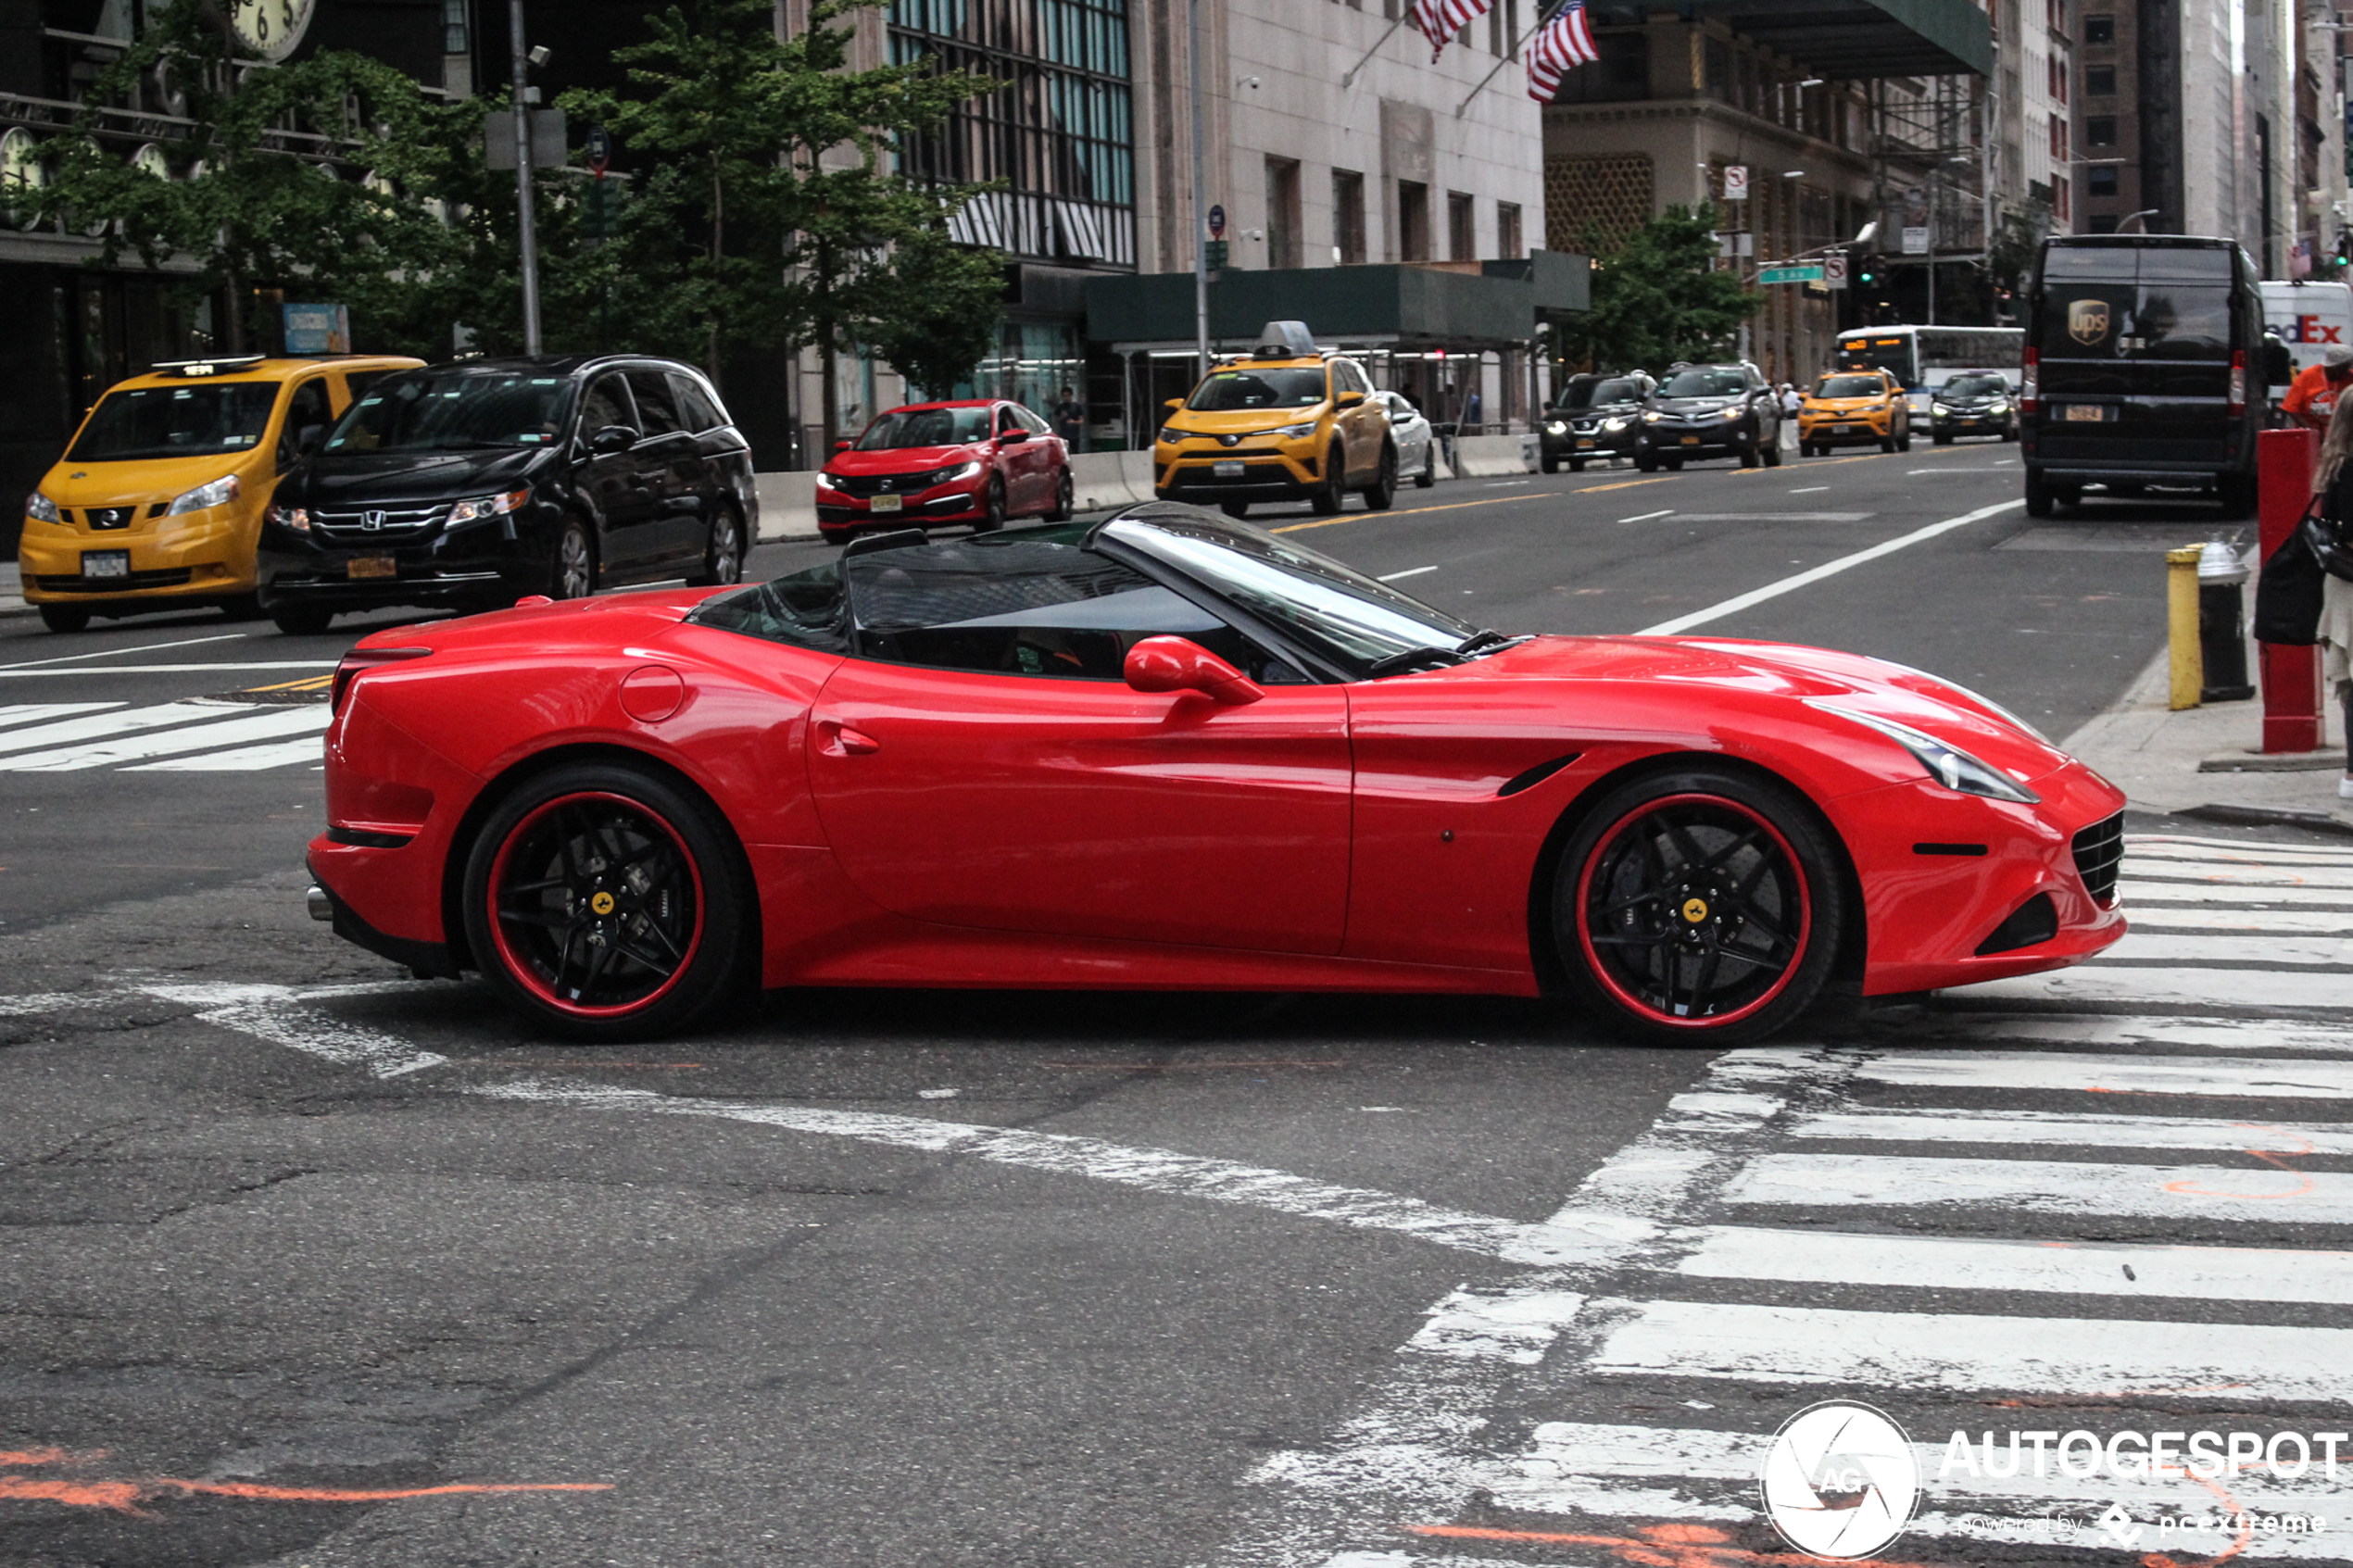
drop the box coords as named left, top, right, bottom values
left=1045, top=469, right=1075, bottom=521
left=271, top=606, right=333, bottom=636
left=462, top=763, right=752, bottom=1041
left=1414, top=455, right=1436, bottom=488
left=2025, top=469, right=2053, bottom=518
left=1362, top=444, right=1397, bottom=511
left=36, top=604, right=90, bottom=633
left=1553, top=768, right=1844, bottom=1047
left=1739, top=441, right=1760, bottom=469
left=550, top=518, right=597, bottom=599
left=689, top=508, right=744, bottom=586
left=1896, top=431, right=1912, bottom=453
left=1762, top=440, right=1782, bottom=468
left=1311, top=443, right=1347, bottom=515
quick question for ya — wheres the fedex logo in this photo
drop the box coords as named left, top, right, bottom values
left=2273, top=313, right=2346, bottom=344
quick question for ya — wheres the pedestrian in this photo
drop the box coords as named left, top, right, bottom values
left=1462, top=385, right=1483, bottom=433
left=2282, top=345, right=2353, bottom=431
left=1780, top=382, right=1803, bottom=418
left=1051, top=386, right=1084, bottom=445
left=2309, top=401, right=2353, bottom=797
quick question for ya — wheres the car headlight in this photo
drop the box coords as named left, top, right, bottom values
left=937, top=460, right=984, bottom=484
left=1276, top=421, right=1320, bottom=440
left=1642, top=410, right=1663, bottom=423
left=26, top=491, right=60, bottom=523
left=1809, top=702, right=2041, bottom=803
left=267, top=503, right=311, bottom=532
left=447, top=488, right=530, bottom=525
left=1602, top=417, right=1630, bottom=433
left=1932, top=402, right=1953, bottom=414
left=1156, top=426, right=1182, bottom=445
left=165, top=474, right=239, bottom=515
left=1988, top=400, right=2010, bottom=413
left=1545, top=420, right=1567, bottom=434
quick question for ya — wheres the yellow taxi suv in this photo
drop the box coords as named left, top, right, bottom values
left=19, top=352, right=423, bottom=633
left=1797, top=368, right=1911, bottom=457
left=1153, top=320, right=1396, bottom=518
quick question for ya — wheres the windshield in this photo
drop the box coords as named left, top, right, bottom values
left=1815, top=375, right=1886, bottom=399
left=1943, top=373, right=2009, bottom=397
left=69, top=383, right=280, bottom=462
left=1103, top=509, right=1480, bottom=677
left=1186, top=368, right=1328, bottom=411
left=1559, top=378, right=1640, bottom=409
left=325, top=372, right=573, bottom=453
left=857, top=406, right=991, bottom=449
left=1660, top=370, right=1746, bottom=398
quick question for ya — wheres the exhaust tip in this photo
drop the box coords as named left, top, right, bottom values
left=306, top=885, right=333, bottom=922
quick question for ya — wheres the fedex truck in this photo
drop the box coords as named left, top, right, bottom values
left=2259, top=279, right=2353, bottom=376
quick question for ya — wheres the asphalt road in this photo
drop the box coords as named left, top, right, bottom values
left=6, top=440, right=2346, bottom=1568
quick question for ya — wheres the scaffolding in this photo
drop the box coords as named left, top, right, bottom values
left=1869, top=73, right=1994, bottom=322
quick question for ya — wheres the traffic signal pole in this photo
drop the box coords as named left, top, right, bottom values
left=1189, top=0, right=1208, bottom=383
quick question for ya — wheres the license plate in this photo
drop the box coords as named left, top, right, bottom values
left=1576, top=439, right=1597, bottom=449
left=347, top=555, right=396, bottom=580
left=869, top=494, right=902, bottom=513
left=2064, top=404, right=2107, bottom=422
left=1680, top=435, right=1701, bottom=445
left=1832, top=424, right=1851, bottom=433
left=1214, top=460, right=1246, bottom=478
left=82, top=550, right=128, bottom=579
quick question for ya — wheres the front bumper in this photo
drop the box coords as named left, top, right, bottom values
left=258, top=514, right=549, bottom=613
left=1931, top=410, right=2014, bottom=436
left=19, top=504, right=258, bottom=606
left=1638, top=421, right=1745, bottom=458
left=1154, top=442, right=1322, bottom=501
left=816, top=478, right=988, bottom=531
left=1542, top=424, right=1637, bottom=461
left=1799, top=416, right=1890, bottom=446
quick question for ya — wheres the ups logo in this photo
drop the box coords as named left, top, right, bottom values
left=2068, top=298, right=2111, bottom=345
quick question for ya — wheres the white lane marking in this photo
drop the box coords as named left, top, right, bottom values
left=1951, top=966, right=2353, bottom=1010
left=2104, top=930, right=2353, bottom=966
left=0, top=702, right=122, bottom=729
left=1675, top=1223, right=2353, bottom=1304
left=1635, top=497, right=2022, bottom=635
left=1587, top=1297, right=2353, bottom=1403
left=1483, top=480, right=1533, bottom=487
left=1849, top=1048, right=2353, bottom=1098
left=0, top=661, right=339, bottom=678
left=1786, top=485, right=1830, bottom=493
left=1790, top=1104, right=2353, bottom=1155
left=1378, top=566, right=1441, bottom=582
left=0, top=705, right=331, bottom=771
left=130, top=734, right=327, bottom=771
left=138, top=983, right=447, bottom=1079
left=1617, top=508, right=1673, bottom=523
left=0, top=698, right=250, bottom=757
left=0, top=631, right=245, bottom=672
left=2121, top=856, right=2353, bottom=889
left=2125, top=882, right=2353, bottom=908
left=1724, top=1151, right=2353, bottom=1223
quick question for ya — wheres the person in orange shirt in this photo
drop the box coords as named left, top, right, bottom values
left=2282, top=344, right=2353, bottom=429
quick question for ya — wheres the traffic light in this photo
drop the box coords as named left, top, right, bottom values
left=1857, top=255, right=1878, bottom=284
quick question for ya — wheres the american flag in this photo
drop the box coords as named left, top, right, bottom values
left=1526, top=1, right=1600, bottom=101
left=1410, top=0, right=1495, bottom=61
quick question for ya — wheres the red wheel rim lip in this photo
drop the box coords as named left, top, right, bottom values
left=486, top=790, right=706, bottom=1020
left=1573, top=791, right=1812, bottom=1032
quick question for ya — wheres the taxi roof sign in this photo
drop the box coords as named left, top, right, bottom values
left=152, top=355, right=268, bottom=378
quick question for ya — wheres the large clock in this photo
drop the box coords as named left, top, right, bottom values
left=227, top=0, right=315, bottom=61
left=0, top=128, right=44, bottom=232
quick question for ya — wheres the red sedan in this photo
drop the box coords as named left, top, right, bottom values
left=309, top=502, right=2127, bottom=1044
left=817, top=399, right=1073, bottom=542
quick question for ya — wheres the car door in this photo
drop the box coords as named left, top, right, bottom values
left=993, top=403, right=1040, bottom=512
left=1336, top=360, right=1380, bottom=481
left=803, top=541, right=1352, bottom=954
left=573, top=372, right=660, bottom=574
left=624, top=368, right=705, bottom=567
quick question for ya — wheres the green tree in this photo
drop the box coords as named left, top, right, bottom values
left=35, top=0, right=472, bottom=358
left=568, top=0, right=1009, bottom=433
left=1559, top=204, right=1761, bottom=373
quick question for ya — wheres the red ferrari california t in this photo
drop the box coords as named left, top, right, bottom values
left=308, top=502, right=2126, bottom=1044
left=816, top=399, right=1073, bottom=542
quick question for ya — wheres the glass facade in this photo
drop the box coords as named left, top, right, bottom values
left=889, top=0, right=1138, bottom=268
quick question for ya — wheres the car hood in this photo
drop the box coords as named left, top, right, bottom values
left=1166, top=406, right=1330, bottom=435
left=825, top=445, right=983, bottom=475
left=1806, top=397, right=1888, bottom=411
left=1419, top=633, right=2073, bottom=783
left=1558, top=403, right=1641, bottom=419
left=40, top=454, right=269, bottom=508
left=1653, top=398, right=1738, bottom=416
left=1937, top=395, right=2007, bottom=408
left=288, top=447, right=551, bottom=506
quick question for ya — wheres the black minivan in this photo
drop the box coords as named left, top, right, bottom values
left=2021, top=235, right=2266, bottom=518
left=258, top=356, right=758, bottom=635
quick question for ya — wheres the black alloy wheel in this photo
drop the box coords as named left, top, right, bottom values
left=37, top=605, right=90, bottom=633
left=462, top=762, right=752, bottom=1041
left=1310, top=442, right=1348, bottom=515
left=1362, top=444, right=1397, bottom=511
left=1045, top=469, right=1075, bottom=521
left=690, top=508, right=744, bottom=587
left=550, top=518, right=597, bottom=600
left=1553, top=767, right=1844, bottom=1047
left=271, top=605, right=333, bottom=636
left=977, top=476, right=1007, bottom=533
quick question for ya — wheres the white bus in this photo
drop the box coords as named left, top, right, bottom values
left=1833, top=326, right=2026, bottom=416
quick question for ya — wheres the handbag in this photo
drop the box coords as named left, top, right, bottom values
left=2254, top=501, right=2328, bottom=644
left=2305, top=507, right=2353, bottom=583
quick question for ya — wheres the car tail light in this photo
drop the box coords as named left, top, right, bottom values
left=333, top=646, right=432, bottom=714
left=2020, top=347, right=2038, bottom=417
left=2228, top=349, right=2246, bottom=420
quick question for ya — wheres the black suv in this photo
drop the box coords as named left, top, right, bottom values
left=1635, top=363, right=1782, bottom=470
left=258, top=356, right=758, bottom=635
left=1541, top=371, right=1655, bottom=472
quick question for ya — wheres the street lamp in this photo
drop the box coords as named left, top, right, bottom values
left=2119, top=207, right=2160, bottom=232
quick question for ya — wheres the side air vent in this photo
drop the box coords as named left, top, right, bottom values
left=1975, top=893, right=2059, bottom=956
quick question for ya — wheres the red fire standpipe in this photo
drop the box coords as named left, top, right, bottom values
left=2256, top=425, right=2324, bottom=754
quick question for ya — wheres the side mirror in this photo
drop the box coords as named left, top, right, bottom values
left=834, top=438, right=854, bottom=452
left=1164, top=398, right=1183, bottom=412
left=1124, top=636, right=1264, bottom=706
left=297, top=422, right=328, bottom=452
left=589, top=423, right=640, bottom=456
left=999, top=427, right=1030, bottom=444
left=1336, top=390, right=1366, bottom=408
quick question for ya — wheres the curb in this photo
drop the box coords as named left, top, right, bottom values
left=2197, top=747, right=2344, bottom=773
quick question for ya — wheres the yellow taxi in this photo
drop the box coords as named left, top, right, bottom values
left=1153, top=321, right=1395, bottom=518
left=19, top=353, right=423, bottom=633
left=1797, top=368, right=1911, bottom=457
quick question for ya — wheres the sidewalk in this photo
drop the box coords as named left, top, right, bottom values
left=2063, top=646, right=2352, bottom=834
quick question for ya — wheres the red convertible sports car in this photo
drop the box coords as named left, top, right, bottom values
left=816, top=399, right=1073, bottom=542
left=309, top=502, right=2127, bottom=1045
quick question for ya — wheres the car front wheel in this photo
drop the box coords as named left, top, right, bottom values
left=462, top=763, right=752, bottom=1041
left=1310, top=442, right=1347, bottom=515
left=977, top=476, right=1007, bottom=533
left=1553, top=767, right=1844, bottom=1047
left=37, top=604, right=90, bottom=633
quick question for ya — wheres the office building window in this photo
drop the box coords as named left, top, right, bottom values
left=1334, top=169, right=1366, bottom=263
left=1448, top=191, right=1476, bottom=260
left=2088, top=165, right=2118, bottom=195
left=1398, top=181, right=1431, bottom=261
left=2085, top=115, right=2117, bottom=145
left=1497, top=201, right=1522, bottom=259
left=1265, top=157, right=1302, bottom=270
left=2083, top=12, right=2113, bottom=42
left=2085, top=64, right=2114, bottom=94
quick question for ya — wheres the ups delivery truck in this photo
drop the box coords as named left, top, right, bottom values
left=2021, top=235, right=2267, bottom=518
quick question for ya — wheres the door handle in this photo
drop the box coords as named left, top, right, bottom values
left=816, top=720, right=881, bottom=757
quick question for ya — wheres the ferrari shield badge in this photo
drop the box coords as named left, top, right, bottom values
left=2068, top=298, right=2111, bottom=345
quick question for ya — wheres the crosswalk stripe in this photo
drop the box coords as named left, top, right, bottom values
left=2128, top=907, right=2353, bottom=935
left=1900, top=1012, right=2353, bottom=1055
left=2121, top=856, right=2353, bottom=889
left=1849, top=1048, right=2353, bottom=1098
left=0, top=702, right=122, bottom=729
left=0, top=698, right=255, bottom=757
left=1789, top=1104, right=2353, bottom=1154
left=129, top=734, right=326, bottom=771
left=0, top=705, right=330, bottom=771
left=1673, top=1223, right=2353, bottom=1303
left=2106, top=930, right=2353, bottom=966
left=2134, top=832, right=2353, bottom=857
left=1958, top=965, right=2353, bottom=1010
left=1587, top=1297, right=2353, bottom=1402
left=1726, top=1151, right=2353, bottom=1223
left=2128, top=839, right=2353, bottom=867
left=2127, top=882, right=2353, bottom=908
